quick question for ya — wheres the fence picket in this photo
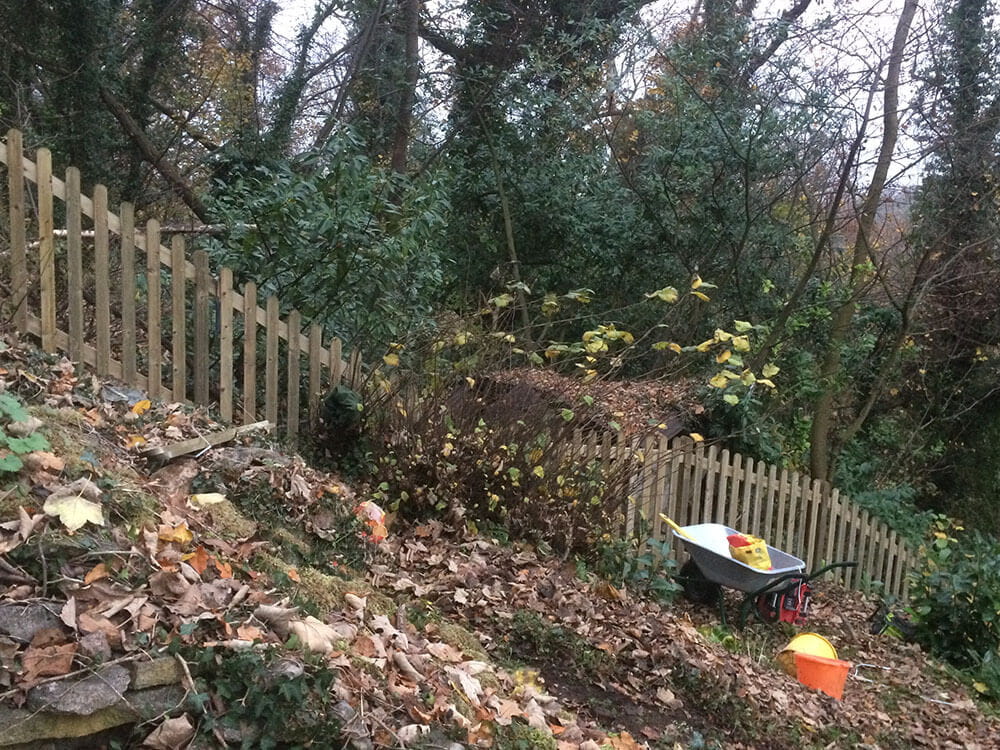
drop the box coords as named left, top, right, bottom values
left=171, top=236, right=187, bottom=402
left=66, top=167, right=84, bottom=363
left=219, top=268, right=234, bottom=422
left=193, top=250, right=211, bottom=405
left=704, top=443, right=718, bottom=523
left=120, top=203, right=138, bottom=385
left=265, top=296, right=279, bottom=426
left=242, top=282, right=257, bottom=421
left=286, top=310, right=301, bottom=440
left=94, top=185, right=111, bottom=376
left=308, top=325, right=322, bottom=426
left=37, top=148, right=56, bottom=352
left=146, top=220, right=162, bottom=399
left=6, top=129, right=27, bottom=332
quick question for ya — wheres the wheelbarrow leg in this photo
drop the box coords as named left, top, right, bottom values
left=736, top=561, right=859, bottom=628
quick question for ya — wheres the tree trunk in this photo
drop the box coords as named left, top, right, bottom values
left=390, top=0, right=420, bottom=175
left=809, top=0, right=918, bottom=480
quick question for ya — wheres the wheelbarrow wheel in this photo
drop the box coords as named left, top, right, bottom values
left=679, top=559, right=722, bottom=605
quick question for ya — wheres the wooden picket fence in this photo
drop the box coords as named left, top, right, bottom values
left=0, top=130, right=915, bottom=598
left=0, top=129, right=362, bottom=437
left=618, top=435, right=915, bottom=598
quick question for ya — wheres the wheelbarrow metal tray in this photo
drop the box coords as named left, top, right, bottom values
left=673, top=523, right=805, bottom=593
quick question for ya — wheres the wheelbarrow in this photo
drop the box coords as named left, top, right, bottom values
left=670, top=522, right=856, bottom=628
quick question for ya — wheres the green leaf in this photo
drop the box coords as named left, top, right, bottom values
left=0, top=394, right=29, bottom=422
left=723, top=394, right=740, bottom=405
left=0, top=454, right=23, bottom=473
left=560, top=409, right=575, bottom=422
left=733, top=320, right=753, bottom=333
left=5, top=433, right=50, bottom=454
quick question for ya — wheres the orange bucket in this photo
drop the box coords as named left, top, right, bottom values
left=794, top=652, right=851, bottom=700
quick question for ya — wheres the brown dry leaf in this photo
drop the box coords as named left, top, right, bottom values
left=21, top=641, right=77, bottom=684
left=425, top=642, right=465, bottom=663
left=213, top=558, right=233, bottom=579
left=84, top=562, right=111, bottom=585
left=607, top=731, right=642, bottom=750
left=142, top=714, right=195, bottom=749
left=78, top=612, right=124, bottom=648
left=184, top=546, right=209, bottom=575
left=23, top=450, right=64, bottom=473
left=592, top=580, right=624, bottom=602
left=287, top=567, right=301, bottom=583
left=236, top=624, right=264, bottom=641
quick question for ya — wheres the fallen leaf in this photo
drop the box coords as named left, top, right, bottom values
left=21, top=641, right=77, bottom=684
left=287, top=616, right=339, bottom=653
left=158, top=522, right=193, bottom=546
left=130, top=399, right=152, bottom=415
left=184, top=546, right=210, bottom=575
left=143, top=715, right=195, bottom=749
left=43, top=494, right=104, bottom=532
left=188, top=492, right=226, bottom=509
left=84, top=562, right=110, bottom=585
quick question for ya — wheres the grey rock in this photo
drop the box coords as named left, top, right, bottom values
left=26, top=664, right=131, bottom=715
left=0, top=602, right=63, bottom=643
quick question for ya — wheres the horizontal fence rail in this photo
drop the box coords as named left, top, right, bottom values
left=1, top=129, right=362, bottom=438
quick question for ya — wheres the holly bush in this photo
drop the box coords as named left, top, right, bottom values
left=908, top=517, right=1000, bottom=697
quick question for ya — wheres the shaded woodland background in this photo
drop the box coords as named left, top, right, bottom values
left=2, top=0, right=1000, bottom=537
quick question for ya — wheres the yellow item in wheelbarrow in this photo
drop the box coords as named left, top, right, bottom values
left=726, top=533, right=772, bottom=570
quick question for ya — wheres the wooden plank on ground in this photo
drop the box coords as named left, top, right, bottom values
left=193, top=250, right=210, bottom=405
left=93, top=184, right=111, bottom=375
left=242, top=282, right=257, bottom=421
left=171, top=236, right=186, bottom=402
left=146, top=220, right=162, bottom=399
left=37, top=148, right=56, bottom=352
left=7, top=129, right=27, bottom=332
left=219, top=267, right=234, bottom=422
left=120, top=202, right=138, bottom=385
left=65, top=167, right=84, bottom=363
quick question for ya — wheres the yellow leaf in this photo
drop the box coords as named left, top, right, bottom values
left=716, top=350, right=732, bottom=364
left=532, top=466, right=545, bottom=478
left=762, top=363, right=780, bottom=378
left=43, top=494, right=104, bottom=533
left=733, top=320, right=753, bottom=332
left=382, top=353, right=400, bottom=367
left=974, top=681, right=989, bottom=693
left=691, top=290, right=711, bottom=302
left=442, top=442, right=454, bottom=457
left=667, top=342, right=682, bottom=353
left=454, top=332, right=468, bottom=346
left=740, top=370, right=756, bottom=386
left=732, top=335, right=751, bottom=352
left=709, top=373, right=729, bottom=388
left=125, top=434, right=147, bottom=450
left=714, top=329, right=732, bottom=342
left=691, top=275, right=703, bottom=290
left=689, top=433, right=704, bottom=442
left=644, top=286, right=679, bottom=303
left=757, top=378, right=776, bottom=388
left=695, top=339, right=714, bottom=352
left=130, top=399, right=151, bottom=415
left=158, top=522, right=194, bottom=545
